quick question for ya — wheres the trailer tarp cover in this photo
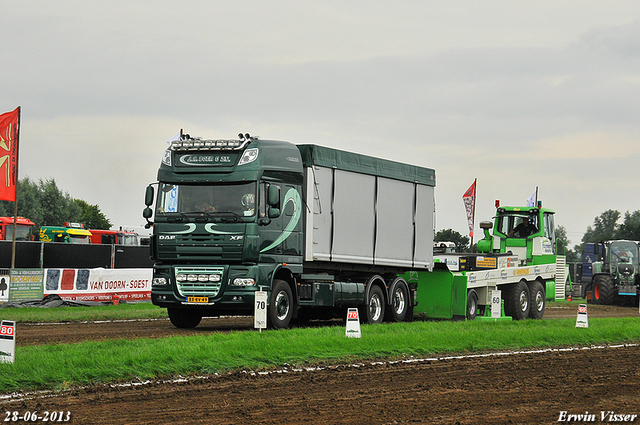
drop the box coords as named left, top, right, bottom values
left=297, top=144, right=435, bottom=187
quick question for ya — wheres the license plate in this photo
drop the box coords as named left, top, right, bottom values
left=187, top=296, right=209, bottom=303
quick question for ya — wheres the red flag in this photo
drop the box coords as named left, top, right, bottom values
left=0, top=107, right=20, bottom=202
left=462, top=180, right=476, bottom=238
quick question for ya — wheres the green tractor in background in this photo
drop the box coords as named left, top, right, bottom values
left=586, top=240, right=640, bottom=305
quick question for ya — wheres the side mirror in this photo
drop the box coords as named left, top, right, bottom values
left=479, top=221, right=493, bottom=230
left=268, top=185, right=280, bottom=206
left=145, top=185, right=155, bottom=207
left=268, top=207, right=281, bottom=219
left=143, top=207, right=153, bottom=219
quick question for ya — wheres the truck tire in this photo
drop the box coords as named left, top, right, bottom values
left=466, top=289, right=479, bottom=320
left=362, top=285, right=385, bottom=324
left=269, top=279, right=293, bottom=329
left=504, top=280, right=530, bottom=320
left=593, top=274, right=616, bottom=305
left=386, top=278, right=410, bottom=322
left=528, top=280, right=545, bottom=319
left=168, top=308, right=202, bottom=329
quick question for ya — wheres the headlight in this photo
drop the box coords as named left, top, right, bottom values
left=152, top=277, right=168, bottom=286
left=232, top=278, right=255, bottom=286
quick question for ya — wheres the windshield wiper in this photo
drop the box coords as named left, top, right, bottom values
left=163, top=212, right=190, bottom=222
left=206, top=211, right=242, bottom=222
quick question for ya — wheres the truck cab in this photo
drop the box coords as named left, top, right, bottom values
left=477, top=205, right=556, bottom=266
left=144, top=134, right=305, bottom=328
left=0, top=217, right=35, bottom=241
left=39, top=223, right=92, bottom=244
left=89, top=229, right=141, bottom=245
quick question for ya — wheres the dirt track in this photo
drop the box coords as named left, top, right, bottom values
left=3, top=303, right=640, bottom=424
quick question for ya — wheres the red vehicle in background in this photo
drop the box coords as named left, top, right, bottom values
left=0, top=217, right=35, bottom=241
left=89, top=229, right=140, bottom=246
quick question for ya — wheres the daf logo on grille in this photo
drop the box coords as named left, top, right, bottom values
left=159, top=235, right=176, bottom=240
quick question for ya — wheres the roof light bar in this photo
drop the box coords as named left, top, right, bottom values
left=170, top=137, right=249, bottom=151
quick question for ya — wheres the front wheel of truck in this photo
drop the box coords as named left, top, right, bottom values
left=269, top=280, right=293, bottom=329
left=168, top=308, right=202, bottom=329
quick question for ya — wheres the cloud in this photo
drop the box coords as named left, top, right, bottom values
left=3, top=2, right=640, bottom=241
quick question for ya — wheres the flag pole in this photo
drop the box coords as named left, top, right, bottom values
left=10, top=107, right=21, bottom=269
left=470, top=178, right=476, bottom=252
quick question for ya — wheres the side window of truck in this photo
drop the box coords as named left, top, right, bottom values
left=259, top=184, right=267, bottom=217
left=284, top=185, right=295, bottom=217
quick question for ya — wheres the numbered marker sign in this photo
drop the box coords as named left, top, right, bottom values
left=0, top=320, right=15, bottom=364
left=254, top=291, right=268, bottom=329
left=576, top=304, right=589, bottom=328
left=345, top=308, right=361, bottom=338
left=491, top=290, right=502, bottom=319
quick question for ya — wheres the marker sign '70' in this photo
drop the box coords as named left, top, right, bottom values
left=254, top=291, right=268, bottom=329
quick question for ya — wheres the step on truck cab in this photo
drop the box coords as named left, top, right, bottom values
left=144, top=132, right=436, bottom=329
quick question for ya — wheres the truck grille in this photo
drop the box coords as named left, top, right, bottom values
left=175, top=266, right=224, bottom=297
left=158, top=234, right=243, bottom=262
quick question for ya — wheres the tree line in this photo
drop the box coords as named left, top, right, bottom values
left=0, top=177, right=112, bottom=234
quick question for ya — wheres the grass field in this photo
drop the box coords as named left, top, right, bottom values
left=1, top=300, right=639, bottom=394
left=0, top=301, right=167, bottom=323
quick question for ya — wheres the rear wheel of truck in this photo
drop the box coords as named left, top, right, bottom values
left=528, top=280, right=545, bottom=319
left=466, top=289, right=479, bottom=320
left=386, top=278, right=410, bottom=322
left=362, top=285, right=385, bottom=324
left=167, top=308, right=202, bottom=329
left=593, top=274, right=616, bottom=305
left=269, top=280, right=293, bottom=329
left=504, top=280, right=530, bottom=320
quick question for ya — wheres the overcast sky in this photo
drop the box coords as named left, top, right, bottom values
left=2, top=1, right=640, bottom=245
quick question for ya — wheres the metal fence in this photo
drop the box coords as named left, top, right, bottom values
left=0, top=241, right=153, bottom=269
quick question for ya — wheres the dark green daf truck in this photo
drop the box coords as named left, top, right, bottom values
left=143, top=133, right=436, bottom=329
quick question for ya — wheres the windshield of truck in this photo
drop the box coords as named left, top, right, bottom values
left=156, top=182, right=257, bottom=218
left=68, top=233, right=90, bottom=244
left=610, top=241, right=638, bottom=267
left=119, top=234, right=140, bottom=245
left=496, top=213, right=539, bottom=238
left=5, top=225, right=33, bottom=241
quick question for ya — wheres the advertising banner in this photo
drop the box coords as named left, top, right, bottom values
left=44, top=268, right=152, bottom=302
left=0, top=271, right=9, bottom=302
left=8, top=269, right=44, bottom=301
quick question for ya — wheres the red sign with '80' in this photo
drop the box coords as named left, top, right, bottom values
left=0, top=324, right=15, bottom=337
